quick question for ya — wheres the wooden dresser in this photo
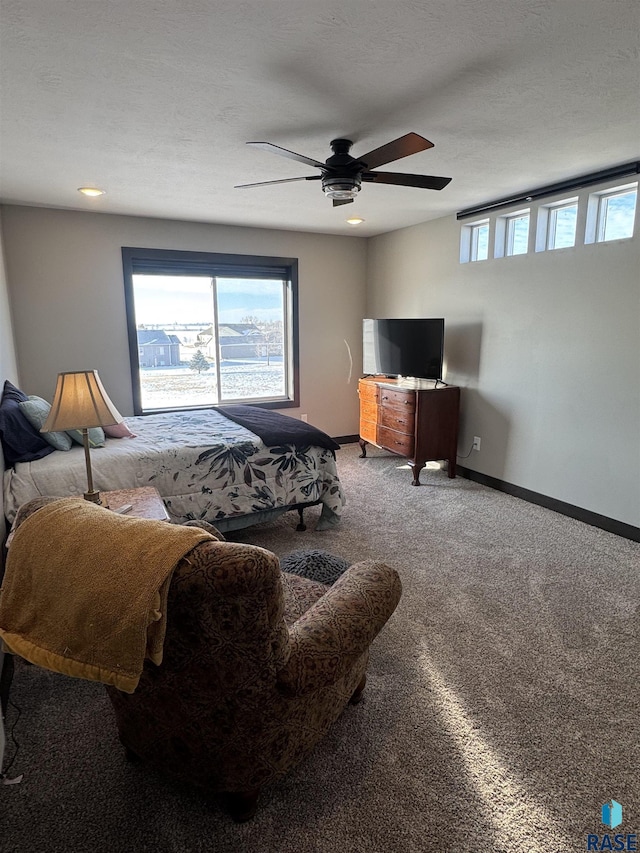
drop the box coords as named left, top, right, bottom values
left=358, top=376, right=460, bottom=485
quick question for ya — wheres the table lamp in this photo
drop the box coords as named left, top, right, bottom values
left=41, top=370, right=122, bottom=504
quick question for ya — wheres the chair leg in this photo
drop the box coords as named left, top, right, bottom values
left=349, top=673, right=367, bottom=705
left=227, top=789, right=261, bottom=822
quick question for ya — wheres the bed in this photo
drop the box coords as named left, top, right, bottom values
left=2, top=407, right=345, bottom=534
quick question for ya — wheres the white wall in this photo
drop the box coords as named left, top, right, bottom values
left=0, top=205, right=367, bottom=438
left=367, top=187, right=640, bottom=529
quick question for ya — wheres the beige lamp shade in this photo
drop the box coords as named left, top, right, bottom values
left=41, top=370, right=122, bottom=432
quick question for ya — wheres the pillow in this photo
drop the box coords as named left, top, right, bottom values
left=66, top=427, right=106, bottom=448
left=280, top=549, right=350, bottom=585
left=2, top=379, right=28, bottom=404
left=104, top=420, right=137, bottom=439
left=18, top=396, right=73, bottom=451
left=0, top=380, right=56, bottom=466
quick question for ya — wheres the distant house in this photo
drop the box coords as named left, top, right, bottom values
left=196, top=323, right=266, bottom=360
left=137, top=329, right=181, bottom=367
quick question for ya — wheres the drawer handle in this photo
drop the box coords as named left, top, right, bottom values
left=381, top=394, right=412, bottom=405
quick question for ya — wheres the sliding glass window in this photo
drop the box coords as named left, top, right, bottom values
left=122, top=248, right=299, bottom=414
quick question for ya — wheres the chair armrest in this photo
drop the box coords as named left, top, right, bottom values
left=276, top=560, right=402, bottom=696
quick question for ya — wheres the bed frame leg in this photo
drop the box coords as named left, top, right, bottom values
left=296, top=507, right=306, bottom=531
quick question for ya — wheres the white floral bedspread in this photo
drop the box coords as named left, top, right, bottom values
left=3, top=409, right=345, bottom=530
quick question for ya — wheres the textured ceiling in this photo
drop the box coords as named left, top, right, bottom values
left=1, top=0, right=638, bottom=237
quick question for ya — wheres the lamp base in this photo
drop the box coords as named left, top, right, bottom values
left=84, top=490, right=102, bottom=505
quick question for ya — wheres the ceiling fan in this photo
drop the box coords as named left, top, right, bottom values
left=235, top=132, right=452, bottom=207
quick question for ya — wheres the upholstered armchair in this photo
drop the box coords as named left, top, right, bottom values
left=7, top=499, right=402, bottom=821
left=109, top=539, right=401, bottom=819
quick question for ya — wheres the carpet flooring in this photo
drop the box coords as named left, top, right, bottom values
left=1, top=443, right=638, bottom=852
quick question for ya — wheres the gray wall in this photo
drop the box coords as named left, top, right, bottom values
left=0, top=209, right=19, bottom=546
left=0, top=211, right=18, bottom=764
left=2, top=195, right=638, bottom=529
left=0, top=214, right=18, bottom=387
left=1, top=205, right=367, bottom=438
left=367, top=183, right=640, bottom=528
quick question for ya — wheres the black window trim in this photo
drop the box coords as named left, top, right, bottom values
left=122, top=246, right=300, bottom=415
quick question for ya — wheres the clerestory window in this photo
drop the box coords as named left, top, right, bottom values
left=505, top=211, right=530, bottom=256
left=459, top=219, right=489, bottom=263
left=595, top=185, right=637, bottom=242
left=470, top=221, right=489, bottom=261
left=547, top=200, right=578, bottom=249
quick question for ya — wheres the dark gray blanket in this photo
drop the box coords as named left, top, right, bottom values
left=218, top=405, right=340, bottom=453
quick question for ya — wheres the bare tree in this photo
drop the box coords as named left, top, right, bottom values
left=241, top=316, right=283, bottom=365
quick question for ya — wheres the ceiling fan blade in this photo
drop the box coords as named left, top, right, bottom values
left=358, top=133, right=434, bottom=170
left=365, top=171, right=452, bottom=190
left=235, top=175, right=321, bottom=189
left=333, top=198, right=354, bottom=207
left=246, top=141, right=326, bottom=169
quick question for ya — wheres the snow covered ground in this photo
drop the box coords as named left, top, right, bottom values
left=139, top=359, right=285, bottom=409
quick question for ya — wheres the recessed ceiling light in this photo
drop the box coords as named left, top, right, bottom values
left=77, top=187, right=106, bottom=197
left=346, top=217, right=364, bottom=225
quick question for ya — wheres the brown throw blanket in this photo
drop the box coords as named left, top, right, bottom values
left=0, top=498, right=213, bottom=693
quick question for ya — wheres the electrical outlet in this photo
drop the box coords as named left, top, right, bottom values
left=472, top=436, right=481, bottom=451
left=300, top=413, right=308, bottom=422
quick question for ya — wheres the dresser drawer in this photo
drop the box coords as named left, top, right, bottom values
left=359, top=418, right=377, bottom=445
left=379, top=405, right=414, bottom=435
left=359, top=399, right=378, bottom=424
left=358, top=381, right=379, bottom=403
left=378, top=387, right=416, bottom=413
left=378, top=425, right=415, bottom=457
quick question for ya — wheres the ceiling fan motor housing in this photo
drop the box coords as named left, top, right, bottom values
left=322, top=139, right=364, bottom=198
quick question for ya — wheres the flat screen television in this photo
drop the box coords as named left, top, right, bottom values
left=363, top=318, right=444, bottom=380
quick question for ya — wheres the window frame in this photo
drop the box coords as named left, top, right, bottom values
left=122, top=247, right=300, bottom=415
left=547, top=199, right=578, bottom=250
left=596, top=186, right=637, bottom=243
left=585, top=182, right=638, bottom=245
left=459, top=218, right=490, bottom=263
left=494, top=208, right=531, bottom=259
left=470, top=220, right=490, bottom=262
left=505, top=210, right=530, bottom=256
left=535, top=197, right=579, bottom=252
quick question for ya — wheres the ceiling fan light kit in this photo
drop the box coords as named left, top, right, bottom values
left=236, top=133, right=451, bottom=207
left=322, top=178, right=361, bottom=201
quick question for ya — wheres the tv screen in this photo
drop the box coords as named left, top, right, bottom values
left=363, top=318, right=444, bottom=380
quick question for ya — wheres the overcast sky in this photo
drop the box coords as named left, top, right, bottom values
left=132, top=275, right=284, bottom=325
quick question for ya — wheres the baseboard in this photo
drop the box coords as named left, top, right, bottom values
left=458, top=466, right=640, bottom=543
left=334, top=434, right=360, bottom=445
